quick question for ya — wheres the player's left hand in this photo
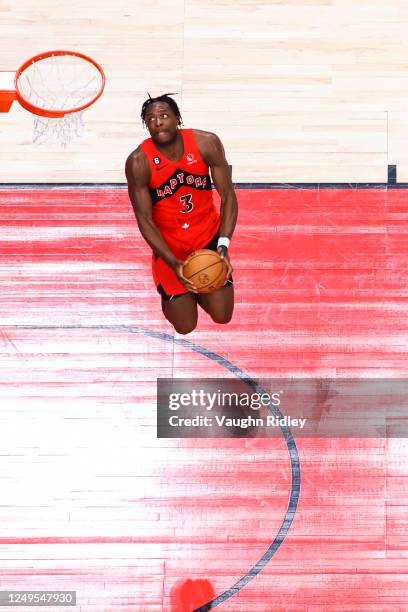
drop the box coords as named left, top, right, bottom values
left=217, top=246, right=233, bottom=279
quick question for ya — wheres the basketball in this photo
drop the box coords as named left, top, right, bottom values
left=182, top=249, right=228, bottom=293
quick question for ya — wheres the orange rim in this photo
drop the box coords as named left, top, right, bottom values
left=15, top=50, right=105, bottom=118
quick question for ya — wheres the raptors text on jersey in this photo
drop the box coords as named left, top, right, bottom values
left=140, top=129, right=220, bottom=258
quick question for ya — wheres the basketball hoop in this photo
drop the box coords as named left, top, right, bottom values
left=0, top=50, right=105, bottom=146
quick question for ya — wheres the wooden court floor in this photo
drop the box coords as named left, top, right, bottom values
left=0, top=185, right=407, bottom=610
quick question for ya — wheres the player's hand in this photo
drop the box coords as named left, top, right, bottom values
left=172, top=259, right=198, bottom=293
left=217, top=246, right=233, bottom=279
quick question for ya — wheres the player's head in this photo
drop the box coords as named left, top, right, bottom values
left=141, top=93, right=182, bottom=145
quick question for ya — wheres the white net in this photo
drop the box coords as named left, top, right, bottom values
left=32, top=111, right=86, bottom=147
left=16, top=53, right=104, bottom=147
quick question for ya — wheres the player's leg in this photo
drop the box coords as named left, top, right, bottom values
left=162, top=292, right=199, bottom=334
left=154, top=256, right=199, bottom=334
left=198, top=281, right=234, bottom=324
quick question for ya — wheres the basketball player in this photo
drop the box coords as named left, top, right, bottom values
left=125, top=94, right=238, bottom=334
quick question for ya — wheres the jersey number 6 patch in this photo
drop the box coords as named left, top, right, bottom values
left=179, top=194, right=194, bottom=214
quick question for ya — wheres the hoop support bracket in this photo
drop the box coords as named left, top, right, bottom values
left=0, top=72, right=17, bottom=113
left=0, top=91, right=17, bottom=112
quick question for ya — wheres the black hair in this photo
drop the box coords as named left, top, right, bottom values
left=141, top=93, right=182, bottom=126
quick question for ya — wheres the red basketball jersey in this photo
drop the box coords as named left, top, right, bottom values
left=140, top=129, right=220, bottom=258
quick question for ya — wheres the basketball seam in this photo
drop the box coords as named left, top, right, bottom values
left=187, top=260, right=225, bottom=288
left=201, top=261, right=228, bottom=291
left=184, top=254, right=220, bottom=268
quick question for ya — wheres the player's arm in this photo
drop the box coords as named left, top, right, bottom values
left=125, top=149, right=197, bottom=292
left=198, top=132, right=238, bottom=275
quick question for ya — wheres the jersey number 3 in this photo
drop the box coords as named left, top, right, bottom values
left=179, top=194, right=194, bottom=214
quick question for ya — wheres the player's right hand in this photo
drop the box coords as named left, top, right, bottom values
left=172, top=260, right=198, bottom=293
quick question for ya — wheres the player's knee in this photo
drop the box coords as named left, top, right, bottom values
left=173, top=320, right=197, bottom=335
left=211, top=310, right=233, bottom=325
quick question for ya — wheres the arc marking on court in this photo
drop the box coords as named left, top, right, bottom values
left=17, top=324, right=301, bottom=611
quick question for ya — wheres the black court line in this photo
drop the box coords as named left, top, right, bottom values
left=0, top=165, right=406, bottom=189
left=1, top=182, right=408, bottom=189
left=17, top=324, right=301, bottom=612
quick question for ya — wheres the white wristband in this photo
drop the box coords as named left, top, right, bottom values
left=217, top=236, right=230, bottom=249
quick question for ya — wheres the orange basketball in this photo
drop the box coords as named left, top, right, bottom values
left=182, top=249, right=228, bottom=294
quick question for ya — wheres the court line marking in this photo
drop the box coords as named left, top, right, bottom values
left=16, top=324, right=301, bottom=611
left=1, top=180, right=407, bottom=189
